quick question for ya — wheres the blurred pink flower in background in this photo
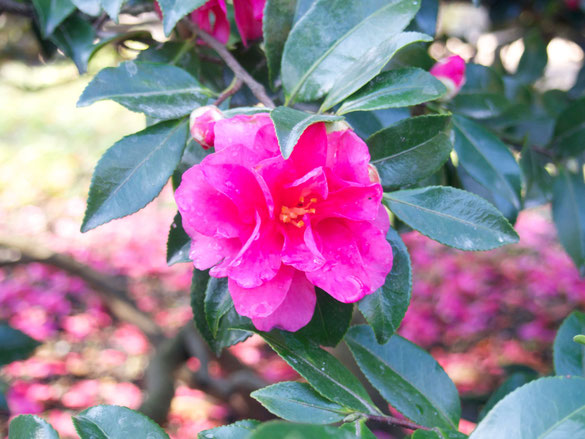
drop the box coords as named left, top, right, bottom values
left=430, top=55, right=467, bottom=99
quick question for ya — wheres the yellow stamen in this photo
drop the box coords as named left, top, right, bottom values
left=279, top=196, right=319, bottom=227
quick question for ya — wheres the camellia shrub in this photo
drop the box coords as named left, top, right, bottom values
left=2, top=0, right=585, bottom=437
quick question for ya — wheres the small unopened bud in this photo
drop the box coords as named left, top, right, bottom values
left=430, top=55, right=466, bottom=100
left=368, top=164, right=381, bottom=184
left=190, top=106, right=224, bottom=149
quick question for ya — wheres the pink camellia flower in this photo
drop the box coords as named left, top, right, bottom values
left=430, top=55, right=466, bottom=99
left=233, top=0, right=266, bottom=46
left=175, top=110, right=393, bottom=332
left=566, top=0, right=579, bottom=10
left=190, top=106, right=224, bottom=149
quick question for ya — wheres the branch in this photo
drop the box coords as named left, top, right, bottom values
left=0, top=0, right=33, bottom=16
left=185, top=21, right=275, bottom=109
left=214, top=77, right=244, bottom=106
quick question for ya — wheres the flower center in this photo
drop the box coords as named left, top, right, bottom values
left=279, top=196, right=317, bottom=228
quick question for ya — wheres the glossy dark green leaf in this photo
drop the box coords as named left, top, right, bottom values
left=554, top=311, right=585, bottom=376
left=297, top=289, right=353, bottom=347
left=346, top=325, right=460, bottom=429
left=249, top=422, right=355, bottom=439
left=198, top=420, right=260, bottom=439
left=515, top=30, right=548, bottom=84
left=71, top=0, right=101, bottom=15
left=166, top=212, right=191, bottom=265
left=470, top=377, right=585, bottom=438
left=9, top=415, right=59, bottom=439
left=409, top=0, right=438, bottom=36
left=190, top=269, right=215, bottom=347
left=478, top=370, right=538, bottom=421
left=32, top=0, right=75, bottom=37
left=0, top=324, right=40, bottom=366
left=282, top=0, right=422, bottom=103
left=520, top=145, right=552, bottom=207
left=552, top=169, right=585, bottom=276
left=158, top=0, right=207, bottom=36
left=78, top=62, right=211, bottom=120
left=367, top=115, right=452, bottom=190
left=450, top=93, right=509, bottom=119
left=251, top=382, right=351, bottom=424
left=385, top=186, right=519, bottom=251
left=337, top=68, right=446, bottom=114
left=205, top=277, right=234, bottom=337
left=81, top=119, right=188, bottom=232
left=100, top=0, right=124, bottom=21
left=50, top=15, right=96, bottom=74
left=339, top=419, right=377, bottom=438
left=263, top=0, right=298, bottom=84
left=270, top=107, right=342, bottom=159
left=261, top=331, right=378, bottom=414
left=459, top=64, right=504, bottom=95
left=453, top=115, right=521, bottom=210
left=73, top=405, right=169, bottom=439
left=412, top=429, right=467, bottom=439
left=359, top=228, right=411, bottom=344
left=321, top=32, right=432, bottom=111
left=553, top=98, right=585, bottom=158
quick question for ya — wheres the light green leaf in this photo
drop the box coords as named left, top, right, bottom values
left=337, top=68, right=446, bottom=114
left=345, top=325, right=461, bottom=429
left=198, top=420, right=260, bottom=439
left=100, top=0, right=124, bottom=21
left=71, top=0, right=101, bottom=15
left=385, top=186, right=519, bottom=251
left=81, top=119, right=188, bottom=232
left=9, top=415, right=60, bottom=439
left=321, top=32, right=432, bottom=111
left=554, top=311, right=585, bottom=376
left=263, top=0, right=298, bottom=84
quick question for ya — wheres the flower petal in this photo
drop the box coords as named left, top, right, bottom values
left=288, top=123, right=328, bottom=176
left=188, top=231, right=240, bottom=271
left=326, top=129, right=371, bottom=186
left=213, top=113, right=276, bottom=156
left=317, top=183, right=382, bottom=222
left=252, top=270, right=316, bottom=332
left=228, top=264, right=293, bottom=318
left=281, top=220, right=326, bottom=272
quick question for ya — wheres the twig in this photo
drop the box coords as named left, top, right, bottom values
left=215, top=77, right=244, bottom=106
left=0, top=0, right=33, bottom=16
left=185, top=21, right=275, bottom=108
left=365, top=414, right=432, bottom=431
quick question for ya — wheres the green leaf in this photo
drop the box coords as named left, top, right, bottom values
left=367, top=115, right=452, bottom=190
left=0, top=324, right=40, bottom=366
left=478, top=369, right=538, bottom=421
left=31, top=0, right=75, bottom=37
left=554, top=311, right=585, bottom=376
left=71, top=0, right=101, bottom=15
left=166, top=212, right=191, bottom=265
left=204, top=277, right=234, bottom=337
left=249, top=422, right=355, bottom=439
left=269, top=107, right=342, bottom=159
left=452, top=115, right=521, bottom=210
left=385, top=186, right=519, bottom=251
left=520, top=145, right=552, bottom=207
left=198, top=420, right=260, bottom=439
left=553, top=97, right=585, bottom=158
left=73, top=405, right=169, bottom=439
left=81, top=119, right=188, bottom=232
left=409, top=0, right=438, bottom=36
left=263, top=0, right=298, bottom=84
left=100, top=0, right=125, bottom=21
left=337, top=68, right=446, bottom=115
left=251, top=382, right=351, bottom=424
left=412, top=429, right=467, bottom=439
left=359, top=227, right=411, bottom=344
left=9, top=415, right=60, bottom=439
left=78, top=62, right=211, bottom=120
left=321, top=32, right=432, bottom=111
left=459, top=64, right=504, bottom=95
left=261, top=331, right=378, bottom=414
left=50, top=15, right=96, bottom=74
left=282, top=0, right=422, bottom=103
left=470, top=376, right=585, bottom=438
left=552, top=169, right=585, bottom=276
left=515, top=30, right=548, bottom=84
left=0, top=390, right=8, bottom=413
left=297, top=288, right=353, bottom=347
left=339, top=419, right=377, bottom=438
left=158, top=0, right=207, bottom=36
left=345, top=325, right=461, bottom=429
left=450, top=93, right=510, bottom=120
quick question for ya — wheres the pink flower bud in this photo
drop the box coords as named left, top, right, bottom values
left=430, top=55, right=466, bottom=99
left=190, top=0, right=230, bottom=45
left=190, top=106, right=224, bottom=149
left=233, top=0, right=266, bottom=46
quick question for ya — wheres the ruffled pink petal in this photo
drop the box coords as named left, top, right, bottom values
left=317, top=184, right=382, bottom=222
left=283, top=166, right=329, bottom=203
left=213, top=113, right=276, bottom=156
left=430, top=55, right=466, bottom=91
left=188, top=231, right=240, bottom=271
left=191, top=0, right=230, bottom=45
left=281, top=221, right=326, bottom=272
left=175, top=165, right=245, bottom=239
left=325, top=129, right=371, bottom=186
left=252, top=270, right=316, bottom=332
left=228, top=264, right=293, bottom=318
left=233, top=0, right=265, bottom=46
left=227, top=213, right=284, bottom=288
left=288, top=123, right=328, bottom=176
left=306, top=219, right=371, bottom=303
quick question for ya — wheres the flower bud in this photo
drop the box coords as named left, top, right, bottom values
left=189, top=106, right=224, bottom=149
left=430, top=55, right=466, bottom=100
left=368, top=164, right=381, bottom=184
